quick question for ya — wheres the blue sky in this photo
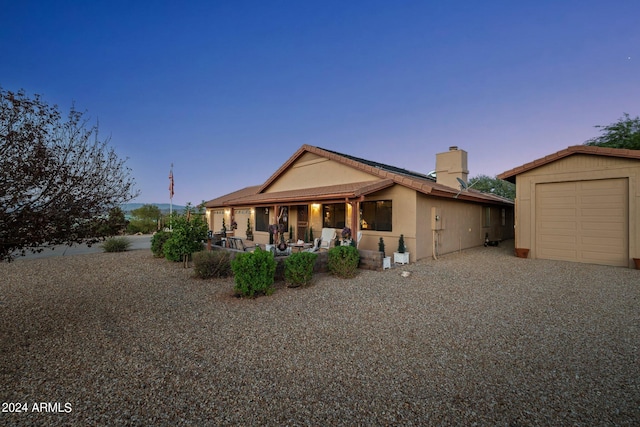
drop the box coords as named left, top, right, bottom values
left=2, top=1, right=638, bottom=206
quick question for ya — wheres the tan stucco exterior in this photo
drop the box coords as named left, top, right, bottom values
left=207, top=145, right=514, bottom=262
left=265, top=152, right=378, bottom=193
left=499, top=147, right=640, bottom=268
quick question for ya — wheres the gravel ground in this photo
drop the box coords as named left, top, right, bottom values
left=1, top=241, right=638, bottom=426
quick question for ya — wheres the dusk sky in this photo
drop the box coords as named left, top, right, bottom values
left=2, top=1, right=638, bottom=206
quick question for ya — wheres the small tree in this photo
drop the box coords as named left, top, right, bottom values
left=129, top=204, right=161, bottom=234
left=163, top=203, right=208, bottom=267
left=397, top=234, right=406, bottom=254
left=378, top=237, right=386, bottom=257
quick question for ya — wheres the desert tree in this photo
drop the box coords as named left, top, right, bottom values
left=584, top=113, right=640, bottom=150
left=0, top=88, right=138, bottom=261
left=129, top=204, right=161, bottom=234
left=468, top=174, right=515, bottom=200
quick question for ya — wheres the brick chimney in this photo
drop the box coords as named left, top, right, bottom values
left=435, top=146, right=469, bottom=189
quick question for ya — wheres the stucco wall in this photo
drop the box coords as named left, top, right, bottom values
left=417, top=196, right=514, bottom=259
left=266, top=153, right=378, bottom=192
left=358, top=185, right=418, bottom=261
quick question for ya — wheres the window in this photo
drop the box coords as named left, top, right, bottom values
left=360, top=200, right=392, bottom=231
left=256, top=207, right=269, bottom=232
left=323, top=203, right=346, bottom=228
left=483, top=206, right=491, bottom=227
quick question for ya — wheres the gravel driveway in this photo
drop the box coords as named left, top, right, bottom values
left=1, top=241, right=638, bottom=426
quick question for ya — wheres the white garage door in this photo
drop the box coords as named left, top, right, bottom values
left=535, top=178, right=628, bottom=266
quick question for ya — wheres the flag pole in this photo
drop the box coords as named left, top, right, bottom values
left=169, top=163, right=174, bottom=230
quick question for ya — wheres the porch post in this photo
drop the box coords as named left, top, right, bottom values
left=230, top=207, right=235, bottom=236
left=349, top=199, right=358, bottom=238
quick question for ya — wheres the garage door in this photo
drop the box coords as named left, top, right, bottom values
left=535, top=178, right=628, bottom=266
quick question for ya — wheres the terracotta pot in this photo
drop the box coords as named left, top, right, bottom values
left=633, top=258, right=640, bottom=270
left=515, top=248, right=529, bottom=258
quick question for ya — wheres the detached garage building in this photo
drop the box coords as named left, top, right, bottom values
left=498, top=145, right=640, bottom=268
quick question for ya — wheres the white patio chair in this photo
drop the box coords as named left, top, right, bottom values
left=319, top=228, right=336, bottom=250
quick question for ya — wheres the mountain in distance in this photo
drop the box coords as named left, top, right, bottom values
left=121, top=203, right=187, bottom=214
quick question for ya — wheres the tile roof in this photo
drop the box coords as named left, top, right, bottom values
left=206, top=145, right=513, bottom=207
left=498, top=145, right=640, bottom=183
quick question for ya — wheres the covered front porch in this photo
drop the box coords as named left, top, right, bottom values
left=207, top=200, right=364, bottom=249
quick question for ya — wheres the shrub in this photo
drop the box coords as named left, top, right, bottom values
left=163, top=204, right=208, bottom=265
left=284, top=252, right=318, bottom=287
left=327, top=245, right=360, bottom=278
left=151, top=231, right=172, bottom=257
left=378, top=237, right=386, bottom=257
left=126, top=222, right=142, bottom=234
left=192, top=250, right=232, bottom=279
left=101, top=237, right=131, bottom=252
left=231, top=247, right=276, bottom=297
left=397, top=234, right=406, bottom=253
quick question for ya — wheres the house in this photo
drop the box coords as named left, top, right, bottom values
left=205, top=145, right=514, bottom=262
left=498, top=145, right=640, bottom=268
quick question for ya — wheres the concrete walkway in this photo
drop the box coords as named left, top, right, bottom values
left=12, top=234, right=152, bottom=260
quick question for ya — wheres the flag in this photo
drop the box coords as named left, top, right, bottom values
left=169, top=165, right=174, bottom=199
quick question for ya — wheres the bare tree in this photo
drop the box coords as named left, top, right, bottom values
left=1, top=88, right=139, bottom=261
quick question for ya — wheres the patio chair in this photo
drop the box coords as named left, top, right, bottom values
left=229, top=237, right=257, bottom=252
left=319, top=228, right=336, bottom=251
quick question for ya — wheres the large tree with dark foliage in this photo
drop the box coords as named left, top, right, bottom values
left=584, top=113, right=640, bottom=150
left=0, top=88, right=138, bottom=261
left=468, top=174, right=515, bottom=200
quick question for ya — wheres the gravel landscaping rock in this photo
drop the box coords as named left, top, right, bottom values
left=1, top=241, right=638, bottom=426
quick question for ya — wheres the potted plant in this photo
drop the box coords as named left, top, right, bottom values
left=221, top=218, right=227, bottom=238
left=379, top=237, right=391, bottom=270
left=394, top=234, right=410, bottom=265
left=341, top=226, right=352, bottom=246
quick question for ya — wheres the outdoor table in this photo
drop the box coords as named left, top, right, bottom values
left=288, top=243, right=312, bottom=253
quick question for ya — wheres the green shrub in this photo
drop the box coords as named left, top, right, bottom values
left=101, top=237, right=131, bottom=252
left=163, top=236, right=183, bottom=262
left=164, top=237, right=204, bottom=262
left=151, top=231, right=172, bottom=257
left=327, top=245, right=360, bottom=278
left=162, top=205, right=208, bottom=264
left=231, top=247, right=276, bottom=297
left=284, top=252, right=318, bottom=287
left=126, top=222, right=142, bottom=234
left=192, top=250, right=232, bottom=279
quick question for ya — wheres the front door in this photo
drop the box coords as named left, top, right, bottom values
left=297, top=205, right=309, bottom=241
